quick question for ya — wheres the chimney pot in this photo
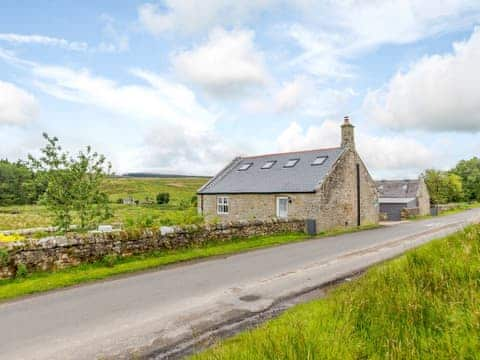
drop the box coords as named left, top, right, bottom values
left=341, top=115, right=355, bottom=149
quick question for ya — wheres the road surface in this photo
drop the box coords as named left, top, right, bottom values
left=1, top=208, right=479, bottom=359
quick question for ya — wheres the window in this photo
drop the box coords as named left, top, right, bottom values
left=217, top=197, right=229, bottom=214
left=311, top=156, right=328, bottom=166
left=261, top=160, right=276, bottom=169
left=283, top=159, right=299, bottom=168
left=276, top=197, right=289, bottom=218
left=237, top=162, right=253, bottom=171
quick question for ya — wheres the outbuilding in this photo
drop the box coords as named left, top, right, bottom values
left=376, top=178, right=430, bottom=220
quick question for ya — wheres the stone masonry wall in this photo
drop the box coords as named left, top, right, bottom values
left=200, top=148, right=379, bottom=232
left=416, top=177, right=431, bottom=216
left=0, top=219, right=305, bottom=279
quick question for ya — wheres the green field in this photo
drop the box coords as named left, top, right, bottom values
left=0, top=177, right=209, bottom=231
left=193, top=224, right=480, bottom=359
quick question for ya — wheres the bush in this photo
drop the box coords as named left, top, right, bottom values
left=191, top=195, right=198, bottom=207
left=178, top=199, right=191, bottom=210
left=102, top=254, right=119, bottom=267
left=0, top=248, right=8, bottom=266
left=16, top=263, right=28, bottom=278
left=156, top=192, right=170, bottom=205
left=138, top=215, right=154, bottom=228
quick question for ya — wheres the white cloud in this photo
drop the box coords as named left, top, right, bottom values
left=244, top=76, right=356, bottom=117
left=285, top=1, right=480, bottom=79
left=365, top=26, right=480, bottom=132
left=276, top=120, right=434, bottom=176
left=138, top=1, right=275, bottom=35
left=97, top=15, right=129, bottom=53
left=1, top=51, right=250, bottom=174
left=0, top=33, right=88, bottom=51
left=0, top=81, right=38, bottom=125
left=172, top=28, right=269, bottom=96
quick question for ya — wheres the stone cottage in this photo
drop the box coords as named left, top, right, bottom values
left=197, top=117, right=379, bottom=233
left=376, top=178, right=430, bottom=220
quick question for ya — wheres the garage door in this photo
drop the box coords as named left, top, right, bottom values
left=380, top=203, right=406, bottom=221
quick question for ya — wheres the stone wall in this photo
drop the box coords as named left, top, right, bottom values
left=401, top=207, right=420, bottom=219
left=416, top=177, right=431, bottom=216
left=200, top=148, right=379, bottom=232
left=0, top=219, right=305, bottom=279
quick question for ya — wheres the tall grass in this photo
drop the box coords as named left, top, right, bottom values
left=194, top=225, right=480, bottom=359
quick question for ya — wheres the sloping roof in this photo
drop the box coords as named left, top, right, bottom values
left=376, top=179, right=420, bottom=198
left=198, top=147, right=345, bottom=194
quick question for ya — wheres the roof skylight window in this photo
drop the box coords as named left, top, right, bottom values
left=284, top=159, right=299, bottom=168
left=261, top=160, right=276, bottom=169
left=311, top=156, right=328, bottom=166
left=237, top=162, right=253, bottom=171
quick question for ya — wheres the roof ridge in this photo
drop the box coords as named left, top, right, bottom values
left=241, top=146, right=343, bottom=160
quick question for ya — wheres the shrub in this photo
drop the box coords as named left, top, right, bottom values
left=16, top=263, right=28, bottom=278
left=0, top=248, right=8, bottom=266
left=138, top=215, right=154, bottom=228
left=102, top=254, right=119, bottom=267
left=156, top=192, right=170, bottom=205
left=178, top=199, right=191, bottom=210
left=116, top=198, right=123, bottom=204
left=191, top=195, right=198, bottom=207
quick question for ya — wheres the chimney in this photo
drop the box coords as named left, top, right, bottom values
left=341, top=115, right=355, bottom=149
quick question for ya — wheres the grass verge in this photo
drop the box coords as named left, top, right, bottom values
left=193, top=224, right=480, bottom=360
left=0, top=224, right=379, bottom=302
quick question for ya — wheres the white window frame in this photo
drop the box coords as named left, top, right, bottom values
left=217, top=196, right=229, bottom=215
left=261, top=160, right=276, bottom=169
left=311, top=156, right=328, bottom=166
left=276, top=197, right=289, bottom=219
left=283, top=159, right=299, bottom=168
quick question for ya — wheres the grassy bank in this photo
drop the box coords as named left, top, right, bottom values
left=194, top=224, right=480, bottom=359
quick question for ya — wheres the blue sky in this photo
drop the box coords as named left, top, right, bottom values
left=1, top=1, right=480, bottom=177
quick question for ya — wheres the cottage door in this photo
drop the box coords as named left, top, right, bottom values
left=277, top=197, right=288, bottom=218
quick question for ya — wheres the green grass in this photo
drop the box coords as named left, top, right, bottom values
left=0, top=177, right=209, bottom=230
left=193, top=224, right=480, bottom=360
left=0, top=233, right=308, bottom=301
left=409, top=202, right=480, bottom=221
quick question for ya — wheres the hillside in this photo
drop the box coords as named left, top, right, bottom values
left=0, top=177, right=210, bottom=230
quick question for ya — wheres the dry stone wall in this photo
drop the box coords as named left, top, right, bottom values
left=0, top=219, right=305, bottom=279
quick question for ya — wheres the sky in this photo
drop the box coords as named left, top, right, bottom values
left=0, top=1, right=480, bottom=178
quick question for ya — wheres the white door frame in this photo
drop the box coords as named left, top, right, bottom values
left=276, top=197, right=289, bottom=218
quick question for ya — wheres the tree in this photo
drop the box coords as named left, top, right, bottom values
left=452, top=157, right=480, bottom=201
left=423, top=169, right=464, bottom=204
left=156, top=192, right=170, bottom=205
left=29, top=133, right=113, bottom=232
left=0, top=159, right=42, bottom=205
left=445, top=173, right=464, bottom=203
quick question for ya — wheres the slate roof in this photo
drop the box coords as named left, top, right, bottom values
left=198, top=147, right=345, bottom=194
left=376, top=179, right=420, bottom=199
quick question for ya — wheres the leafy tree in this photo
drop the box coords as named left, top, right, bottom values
left=445, top=173, right=464, bottom=203
left=29, top=133, right=113, bottom=232
left=423, top=169, right=464, bottom=204
left=0, top=159, right=42, bottom=205
left=452, top=157, right=480, bottom=201
left=156, top=192, right=170, bottom=205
